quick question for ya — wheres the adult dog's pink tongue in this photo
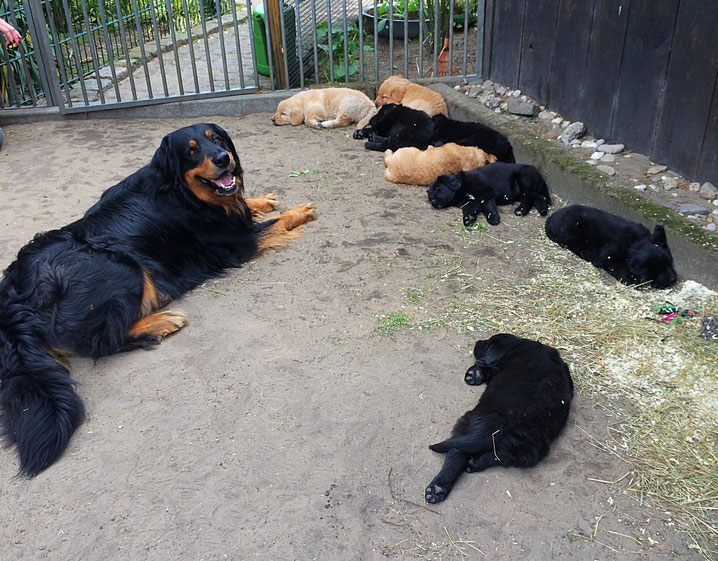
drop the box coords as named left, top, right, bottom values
left=216, top=172, right=233, bottom=187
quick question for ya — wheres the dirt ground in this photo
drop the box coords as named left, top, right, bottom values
left=0, top=115, right=703, bottom=560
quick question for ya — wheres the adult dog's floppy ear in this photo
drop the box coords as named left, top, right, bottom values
left=290, top=107, right=304, bottom=126
left=651, top=225, right=668, bottom=247
left=151, top=134, right=182, bottom=181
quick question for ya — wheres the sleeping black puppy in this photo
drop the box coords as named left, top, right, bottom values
left=427, top=163, right=551, bottom=226
left=425, top=334, right=573, bottom=504
left=352, top=103, right=434, bottom=151
left=545, top=205, right=678, bottom=288
left=431, top=113, right=515, bottom=163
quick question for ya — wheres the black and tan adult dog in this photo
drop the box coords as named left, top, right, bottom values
left=0, top=123, right=317, bottom=476
left=427, top=163, right=551, bottom=226
left=545, top=205, right=677, bottom=288
left=353, top=103, right=516, bottom=163
left=426, top=334, right=573, bottom=504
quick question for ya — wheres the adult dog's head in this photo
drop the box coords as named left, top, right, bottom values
left=375, top=75, right=409, bottom=107
left=152, top=123, right=244, bottom=208
left=272, top=96, right=304, bottom=126
left=427, top=173, right=463, bottom=208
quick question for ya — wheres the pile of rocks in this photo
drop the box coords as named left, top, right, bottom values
left=455, top=80, right=718, bottom=234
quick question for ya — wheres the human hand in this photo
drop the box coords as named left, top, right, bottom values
left=0, top=17, right=22, bottom=47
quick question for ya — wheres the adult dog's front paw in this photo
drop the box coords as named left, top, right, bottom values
left=464, top=365, right=485, bottom=385
left=425, top=483, right=448, bottom=504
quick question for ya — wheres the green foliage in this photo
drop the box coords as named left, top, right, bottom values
left=375, top=0, right=429, bottom=20
left=315, top=21, right=372, bottom=81
left=375, top=312, right=414, bottom=336
left=0, top=0, right=42, bottom=105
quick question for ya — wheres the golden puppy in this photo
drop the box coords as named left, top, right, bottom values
left=383, top=143, right=497, bottom=186
left=375, top=75, right=448, bottom=116
left=272, top=88, right=377, bottom=129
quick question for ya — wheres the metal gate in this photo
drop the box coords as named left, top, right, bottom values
left=0, top=0, right=485, bottom=114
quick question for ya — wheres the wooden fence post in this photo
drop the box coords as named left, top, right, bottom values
left=266, top=0, right=287, bottom=89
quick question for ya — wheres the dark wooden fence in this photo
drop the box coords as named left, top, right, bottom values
left=481, top=0, right=718, bottom=184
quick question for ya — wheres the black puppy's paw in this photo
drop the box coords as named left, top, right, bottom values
left=463, top=212, right=478, bottom=226
left=425, top=483, right=448, bottom=504
left=465, top=365, right=485, bottom=385
left=486, top=211, right=500, bottom=225
left=352, top=129, right=365, bottom=139
left=514, top=206, right=529, bottom=216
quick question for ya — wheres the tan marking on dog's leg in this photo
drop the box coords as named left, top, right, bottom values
left=127, top=311, right=188, bottom=340
left=257, top=203, right=317, bottom=252
left=246, top=193, right=279, bottom=217
left=139, top=271, right=169, bottom=317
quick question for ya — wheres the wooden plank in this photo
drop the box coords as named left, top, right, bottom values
left=581, top=0, right=630, bottom=141
left=482, top=0, right=495, bottom=79
left=516, top=0, right=559, bottom=104
left=266, top=0, right=287, bottom=89
left=697, top=75, right=718, bottom=184
left=548, top=0, right=597, bottom=122
left=488, top=0, right=525, bottom=88
left=652, top=0, right=718, bottom=179
left=611, top=0, right=680, bottom=152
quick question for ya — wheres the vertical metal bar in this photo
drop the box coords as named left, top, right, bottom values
left=146, top=0, right=169, bottom=96
left=475, top=0, right=484, bottom=77
left=165, top=0, right=185, bottom=95
left=418, top=0, right=424, bottom=77
left=78, top=0, right=106, bottom=103
left=358, top=0, right=364, bottom=82
left=373, top=0, right=378, bottom=81
left=24, top=0, right=63, bottom=107
left=462, top=0, right=468, bottom=75
left=326, top=0, right=333, bottom=83
left=278, top=0, right=291, bottom=88
left=294, top=0, right=305, bottom=89
left=214, top=0, right=231, bottom=89
left=262, top=0, right=276, bottom=89
left=41, top=0, right=73, bottom=107
left=182, top=0, right=200, bottom=93
left=448, top=0, right=454, bottom=75
left=388, top=0, right=393, bottom=73
left=129, top=0, right=154, bottom=97
left=246, top=0, right=261, bottom=89
left=114, top=0, right=138, bottom=100
left=309, top=0, right=319, bottom=83
left=342, top=0, right=348, bottom=83
left=95, top=0, right=122, bottom=102
left=229, top=0, right=246, bottom=89
left=199, top=0, right=216, bottom=91
left=432, top=0, right=439, bottom=77
left=6, top=7, right=38, bottom=105
left=403, top=0, right=408, bottom=76
left=0, top=44, right=21, bottom=107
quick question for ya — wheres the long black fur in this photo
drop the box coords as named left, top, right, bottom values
left=427, top=163, right=551, bottom=226
left=353, top=103, right=515, bottom=163
left=425, top=334, right=573, bottom=504
left=545, top=205, right=677, bottom=289
left=0, top=123, right=276, bottom=476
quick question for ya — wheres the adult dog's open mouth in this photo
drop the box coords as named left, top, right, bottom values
left=199, top=170, right=237, bottom=196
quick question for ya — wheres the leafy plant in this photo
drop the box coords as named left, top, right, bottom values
left=315, top=21, right=372, bottom=81
left=375, top=0, right=429, bottom=20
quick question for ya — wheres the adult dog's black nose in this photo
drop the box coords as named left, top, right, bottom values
left=214, top=151, right=230, bottom=168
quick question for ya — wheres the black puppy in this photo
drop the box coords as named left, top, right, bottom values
left=425, top=334, right=573, bottom=504
left=545, top=205, right=677, bottom=288
left=352, top=103, right=434, bottom=151
left=431, top=113, right=515, bottom=163
left=427, top=163, right=551, bottom=226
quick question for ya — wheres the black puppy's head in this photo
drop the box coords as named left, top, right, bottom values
left=427, top=173, right=463, bottom=208
left=153, top=123, right=244, bottom=205
left=464, top=333, right=525, bottom=385
left=627, top=225, right=678, bottom=289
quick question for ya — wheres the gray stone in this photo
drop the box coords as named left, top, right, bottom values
left=590, top=151, right=604, bottom=160
left=662, top=177, right=679, bottom=191
left=561, top=120, right=570, bottom=128
left=634, top=184, right=647, bottom=191
left=559, top=121, right=586, bottom=145
left=598, top=143, right=624, bottom=154
left=679, top=204, right=711, bottom=216
left=512, top=89, right=521, bottom=97
left=581, top=140, right=598, bottom=149
left=551, top=117, right=563, bottom=125
left=467, top=86, right=482, bottom=98
left=483, top=79, right=494, bottom=87
left=700, top=182, right=718, bottom=200
left=600, top=153, right=616, bottom=163
left=597, top=164, right=616, bottom=176
left=538, top=110, right=555, bottom=120
left=707, top=223, right=717, bottom=232
left=486, top=94, right=502, bottom=109
left=507, top=98, right=539, bottom=116
left=585, top=159, right=599, bottom=166
left=689, top=182, right=701, bottom=192
left=647, top=164, right=668, bottom=175
left=495, top=85, right=507, bottom=95
left=595, top=139, right=605, bottom=146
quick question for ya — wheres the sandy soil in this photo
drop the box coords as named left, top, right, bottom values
left=0, top=115, right=701, bottom=560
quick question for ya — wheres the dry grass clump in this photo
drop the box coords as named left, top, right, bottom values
left=434, top=229, right=718, bottom=558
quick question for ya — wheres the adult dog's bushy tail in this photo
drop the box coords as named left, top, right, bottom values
left=0, top=328, right=85, bottom=476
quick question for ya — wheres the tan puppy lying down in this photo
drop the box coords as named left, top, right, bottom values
left=272, top=88, right=377, bottom=129
left=383, top=143, right=497, bottom=186
left=375, top=75, right=448, bottom=116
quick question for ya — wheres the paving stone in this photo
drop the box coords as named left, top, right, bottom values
left=596, top=164, right=616, bottom=176
left=598, top=143, right=624, bottom=154
left=679, top=203, right=711, bottom=216
left=507, top=98, right=539, bottom=116
left=647, top=164, right=668, bottom=174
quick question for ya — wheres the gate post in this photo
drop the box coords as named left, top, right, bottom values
left=22, top=0, right=64, bottom=108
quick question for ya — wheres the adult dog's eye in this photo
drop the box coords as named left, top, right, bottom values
left=213, top=136, right=222, bottom=144
left=189, top=147, right=198, bottom=155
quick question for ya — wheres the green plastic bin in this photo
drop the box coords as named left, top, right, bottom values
left=252, top=3, right=298, bottom=82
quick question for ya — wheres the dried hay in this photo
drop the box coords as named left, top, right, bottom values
left=428, top=224, right=718, bottom=558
